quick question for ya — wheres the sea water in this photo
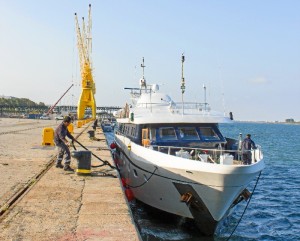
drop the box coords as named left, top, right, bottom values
left=105, top=122, right=300, bottom=240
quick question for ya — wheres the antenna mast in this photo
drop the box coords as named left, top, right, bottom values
left=141, top=57, right=146, bottom=79
left=140, top=57, right=147, bottom=90
left=180, top=54, right=185, bottom=114
left=203, top=84, right=207, bottom=111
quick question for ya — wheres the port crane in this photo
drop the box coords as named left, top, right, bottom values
left=45, top=84, right=73, bottom=115
left=75, top=4, right=96, bottom=120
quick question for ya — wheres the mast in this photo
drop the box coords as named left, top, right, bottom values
left=203, top=84, right=207, bottom=111
left=180, top=54, right=185, bottom=114
left=140, top=57, right=152, bottom=112
left=141, top=57, right=146, bottom=80
left=140, top=57, right=147, bottom=91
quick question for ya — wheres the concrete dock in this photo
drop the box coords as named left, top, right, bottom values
left=0, top=118, right=140, bottom=241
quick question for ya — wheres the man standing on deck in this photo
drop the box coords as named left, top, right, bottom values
left=241, top=134, right=256, bottom=165
left=54, top=116, right=75, bottom=171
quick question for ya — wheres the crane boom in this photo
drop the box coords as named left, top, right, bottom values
left=46, top=84, right=74, bottom=115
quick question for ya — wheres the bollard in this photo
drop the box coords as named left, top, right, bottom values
left=71, top=150, right=91, bottom=175
left=87, top=130, right=95, bottom=139
left=42, top=127, right=54, bottom=146
left=77, top=121, right=82, bottom=128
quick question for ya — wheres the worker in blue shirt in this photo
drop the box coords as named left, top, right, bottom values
left=241, top=134, right=256, bottom=165
left=54, top=116, right=75, bottom=171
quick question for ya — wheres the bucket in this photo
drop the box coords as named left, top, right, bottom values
left=71, top=150, right=92, bottom=175
left=220, top=154, right=234, bottom=165
left=198, top=154, right=208, bottom=162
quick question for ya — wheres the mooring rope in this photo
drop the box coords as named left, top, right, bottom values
left=125, top=166, right=158, bottom=189
left=226, top=171, right=262, bottom=241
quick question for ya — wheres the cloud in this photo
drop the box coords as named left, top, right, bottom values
left=249, top=77, right=268, bottom=84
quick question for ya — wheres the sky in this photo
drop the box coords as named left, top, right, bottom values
left=0, top=1, right=299, bottom=121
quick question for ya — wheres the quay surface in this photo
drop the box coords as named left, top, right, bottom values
left=0, top=118, right=140, bottom=241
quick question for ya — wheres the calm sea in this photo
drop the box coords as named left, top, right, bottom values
left=106, top=122, right=300, bottom=241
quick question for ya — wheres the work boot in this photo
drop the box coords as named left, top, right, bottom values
left=63, top=164, right=74, bottom=172
left=55, top=163, right=64, bottom=168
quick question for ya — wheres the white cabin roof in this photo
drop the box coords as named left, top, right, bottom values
left=118, top=88, right=232, bottom=125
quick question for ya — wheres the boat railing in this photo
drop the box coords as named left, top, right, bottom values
left=172, top=102, right=210, bottom=111
left=149, top=144, right=263, bottom=165
left=135, top=101, right=211, bottom=112
left=136, top=102, right=171, bottom=108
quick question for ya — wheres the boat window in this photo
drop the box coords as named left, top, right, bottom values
left=131, top=126, right=135, bottom=136
left=199, top=127, right=220, bottom=141
left=159, top=127, right=177, bottom=140
left=119, top=124, right=123, bottom=133
left=178, top=127, right=200, bottom=140
left=150, top=128, right=156, bottom=141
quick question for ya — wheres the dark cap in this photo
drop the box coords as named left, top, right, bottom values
left=63, top=116, right=72, bottom=123
left=246, top=134, right=251, bottom=137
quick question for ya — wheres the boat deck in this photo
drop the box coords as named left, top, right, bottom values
left=146, top=144, right=262, bottom=165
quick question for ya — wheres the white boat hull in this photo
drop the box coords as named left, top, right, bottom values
left=114, top=134, right=264, bottom=235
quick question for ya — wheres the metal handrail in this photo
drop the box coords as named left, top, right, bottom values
left=148, top=144, right=263, bottom=164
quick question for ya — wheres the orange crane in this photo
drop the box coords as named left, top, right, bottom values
left=75, top=4, right=96, bottom=120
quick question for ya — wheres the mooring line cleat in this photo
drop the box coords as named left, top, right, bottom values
left=55, top=163, right=64, bottom=168
left=63, top=165, right=74, bottom=172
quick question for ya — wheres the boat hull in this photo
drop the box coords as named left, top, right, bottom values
left=114, top=134, right=264, bottom=235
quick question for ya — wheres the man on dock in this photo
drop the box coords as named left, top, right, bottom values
left=54, top=116, right=75, bottom=171
left=241, top=134, right=256, bottom=165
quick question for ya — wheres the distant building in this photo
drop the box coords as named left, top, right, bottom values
left=285, top=118, right=295, bottom=123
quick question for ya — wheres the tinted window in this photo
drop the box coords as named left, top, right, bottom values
left=159, top=127, right=177, bottom=140
left=178, top=127, right=200, bottom=140
left=199, top=127, right=220, bottom=140
left=150, top=128, right=156, bottom=141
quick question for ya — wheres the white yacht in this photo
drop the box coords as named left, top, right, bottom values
left=113, top=60, right=264, bottom=236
